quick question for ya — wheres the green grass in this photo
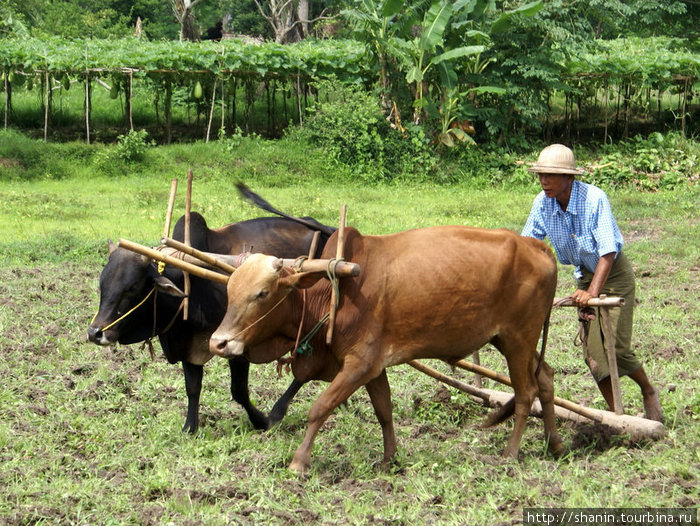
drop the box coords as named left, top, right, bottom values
left=0, top=133, right=698, bottom=525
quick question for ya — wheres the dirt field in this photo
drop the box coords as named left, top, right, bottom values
left=0, top=250, right=698, bottom=524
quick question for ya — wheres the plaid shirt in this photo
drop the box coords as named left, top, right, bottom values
left=522, top=180, right=624, bottom=279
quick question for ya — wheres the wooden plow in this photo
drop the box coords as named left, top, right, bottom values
left=409, top=294, right=666, bottom=441
left=118, top=171, right=664, bottom=442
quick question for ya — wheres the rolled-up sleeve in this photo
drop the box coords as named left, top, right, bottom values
left=591, top=194, right=623, bottom=257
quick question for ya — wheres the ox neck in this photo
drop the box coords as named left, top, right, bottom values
left=285, top=281, right=332, bottom=350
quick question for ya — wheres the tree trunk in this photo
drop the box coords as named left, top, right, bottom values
left=172, top=0, right=204, bottom=42
left=297, top=0, right=309, bottom=39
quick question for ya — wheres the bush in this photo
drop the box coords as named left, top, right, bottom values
left=440, top=145, right=539, bottom=188
left=114, top=129, right=152, bottom=163
left=291, top=81, right=436, bottom=183
left=587, top=132, right=699, bottom=190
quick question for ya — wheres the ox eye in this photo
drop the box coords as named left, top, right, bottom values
left=256, top=289, right=270, bottom=300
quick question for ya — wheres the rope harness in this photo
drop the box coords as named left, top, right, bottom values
left=553, top=296, right=597, bottom=375
left=276, top=258, right=343, bottom=376
left=90, top=258, right=186, bottom=360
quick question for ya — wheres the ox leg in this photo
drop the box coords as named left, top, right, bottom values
left=534, top=358, right=565, bottom=456
left=182, top=361, right=203, bottom=434
left=502, top=351, right=538, bottom=459
left=227, top=357, right=269, bottom=430
left=268, top=379, right=305, bottom=428
left=364, top=369, right=397, bottom=467
left=290, top=356, right=378, bottom=473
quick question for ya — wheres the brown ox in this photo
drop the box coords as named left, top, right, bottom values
left=209, top=226, right=564, bottom=472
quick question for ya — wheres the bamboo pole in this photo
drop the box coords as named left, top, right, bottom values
left=161, top=237, right=236, bottom=274
left=85, top=73, right=90, bottom=144
left=117, top=239, right=228, bottom=284
left=163, top=179, right=178, bottom=240
left=183, top=169, right=193, bottom=320
left=3, top=69, right=9, bottom=129
left=206, top=78, right=217, bottom=142
left=326, top=204, right=347, bottom=344
left=155, top=247, right=360, bottom=278
left=44, top=71, right=49, bottom=141
left=128, top=70, right=134, bottom=131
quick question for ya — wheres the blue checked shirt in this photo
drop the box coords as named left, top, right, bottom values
left=522, top=181, right=624, bottom=279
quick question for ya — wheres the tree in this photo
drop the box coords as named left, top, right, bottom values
left=171, top=0, right=206, bottom=41
left=254, top=0, right=334, bottom=43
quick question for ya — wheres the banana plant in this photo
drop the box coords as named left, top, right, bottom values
left=343, top=0, right=405, bottom=111
left=393, top=0, right=543, bottom=128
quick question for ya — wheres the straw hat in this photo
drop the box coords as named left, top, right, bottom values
left=528, top=144, right=583, bottom=175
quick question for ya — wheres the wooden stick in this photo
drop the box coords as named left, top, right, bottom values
left=327, top=204, right=347, bottom=344
left=308, top=230, right=321, bottom=259
left=472, top=350, right=482, bottom=388
left=44, top=70, right=49, bottom=141
left=117, top=239, right=228, bottom=284
left=183, top=169, right=193, bottom=320
left=599, top=297, right=624, bottom=414
left=163, top=179, right=178, bottom=240
left=161, top=237, right=236, bottom=274
left=410, top=359, right=665, bottom=440
left=554, top=296, right=624, bottom=307
left=408, top=360, right=491, bottom=403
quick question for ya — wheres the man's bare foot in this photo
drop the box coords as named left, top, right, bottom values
left=643, top=389, right=663, bottom=422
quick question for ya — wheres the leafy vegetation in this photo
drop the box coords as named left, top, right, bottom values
left=1, top=14, right=698, bottom=145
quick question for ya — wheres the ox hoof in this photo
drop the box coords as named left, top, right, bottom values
left=289, top=454, right=311, bottom=474
left=288, top=461, right=308, bottom=474
left=548, top=440, right=567, bottom=458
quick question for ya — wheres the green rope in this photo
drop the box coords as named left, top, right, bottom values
left=295, top=313, right=329, bottom=356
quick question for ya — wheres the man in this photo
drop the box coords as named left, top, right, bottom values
left=521, top=144, right=662, bottom=422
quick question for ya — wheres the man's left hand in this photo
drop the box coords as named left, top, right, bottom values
left=571, top=288, right=593, bottom=308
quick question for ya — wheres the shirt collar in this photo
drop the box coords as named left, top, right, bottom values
left=550, top=179, right=580, bottom=216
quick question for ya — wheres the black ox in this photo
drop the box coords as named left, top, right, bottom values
left=87, top=192, right=335, bottom=433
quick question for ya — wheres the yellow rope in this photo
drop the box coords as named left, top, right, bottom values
left=91, top=287, right=156, bottom=332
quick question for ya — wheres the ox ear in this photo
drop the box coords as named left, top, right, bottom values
left=107, top=239, right=117, bottom=254
left=280, top=271, right=326, bottom=290
left=154, top=275, right=187, bottom=297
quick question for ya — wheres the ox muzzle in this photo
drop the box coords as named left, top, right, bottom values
left=208, top=334, right=245, bottom=358
left=87, top=324, right=116, bottom=346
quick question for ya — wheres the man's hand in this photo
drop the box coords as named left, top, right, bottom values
left=571, top=288, right=593, bottom=308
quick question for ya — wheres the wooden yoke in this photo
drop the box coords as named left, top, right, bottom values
left=118, top=238, right=360, bottom=284
left=326, top=205, right=347, bottom=345
left=118, top=239, right=229, bottom=285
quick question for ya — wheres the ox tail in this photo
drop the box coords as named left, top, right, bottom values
left=236, top=182, right=336, bottom=236
left=481, top=307, right=552, bottom=428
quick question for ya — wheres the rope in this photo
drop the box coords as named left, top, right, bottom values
left=326, top=257, right=343, bottom=309
left=91, top=287, right=156, bottom=332
left=283, top=258, right=342, bottom=362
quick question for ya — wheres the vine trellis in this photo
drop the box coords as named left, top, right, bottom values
left=1, top=36, right=697, bottom=142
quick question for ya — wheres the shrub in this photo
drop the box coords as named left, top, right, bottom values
left=588, top=132, right=699, bottom=190
left=292, top=81, right=436, bottom=183
left=114, top=129, right=152, bottom=163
